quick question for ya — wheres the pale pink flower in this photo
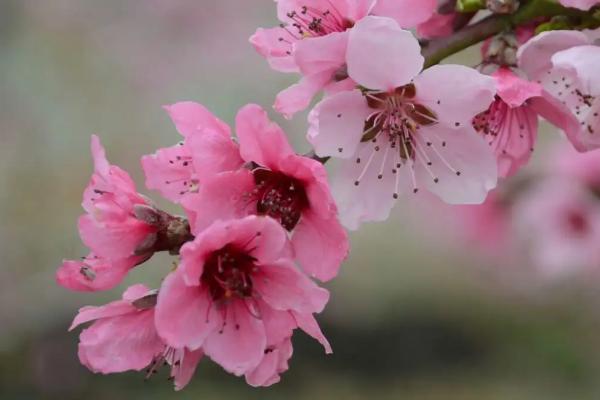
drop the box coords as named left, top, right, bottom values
left=513, top=178, right=600, bottom=278
left=57, top=136, right=157, bottom=291
left=250, top=0, right=436, bottom=118
left=155, top=216, right=331, bottom=382
left=142, top=102, right=243, bottom=203
left=473, top=68, right=579, bottom=178
left=70, top=284, right=203, bottom=391
left=559, top=0, right=599, bottom=10
left=309, top=16, right=498, bottom=229
left=182, top=104, right=348, bottom=282
left=518, top=30, right=600, bottom=151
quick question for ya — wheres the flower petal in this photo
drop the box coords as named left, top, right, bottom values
left=414, top=64, right=496, bottom=127
left=254, top=260, right=330, bottom=314
left=164, top=102, right=231, bottom=139
left=203, top=300, right=266, bottom=376
left=155, top=272, right=219, bottom=350
left=417, top=124, right=497, bottom=204
left=236, top=104, right=295, bottom=167
left=274, top=72, right=333, bottom=119
left=371, top=0, right=437, bottom=28
left=292, top=211, right=348, bottom=281
left=517, top=30, right=590, bottom=80
left=309, top=90, right=372, bottom=159
left=347, top=16, right=423, bottom=91
left=294, top=31, right=348, bottom=76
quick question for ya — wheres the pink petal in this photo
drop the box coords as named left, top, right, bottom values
left=347, top=16, right=423, bottom=91
left=203, top=300, right=266, bottom=376
left=164, top=101, right=231, bottom=139
left=552, top=45, right=600, bottom=96
left=416, top=124, right=497, bottom=204
left=371, top=0, right=437, bottom=28
left=292, top=211, right=348, bottom=282
left=78, top=214, right=152, bottom=260
left=141, top=142, right=196, bottom=203
left=494, top=68, right=542, bottom=107
left=78, top=311, right=163, bottom=374
left=414, top=65, right=496, bottom=127
left=559, top=0, right=600, bottom=10
left=274, top=72, right=333, bottom=119
left=517, top=30, right=590, bottom=80
left=258, top=302, right=297, bottom=346
left=236, top=104, right=295, bottom=167
left=294, top=31, right=348, bottom=76
left=181, top=170, right=255, bottom=235
left=292, top=312, right=332, bottom=354
left=254, top=260, right=330, bottom=314
left=530, top=90, right=583, bottom=151
left=308, top=90, right=372, bottom=159
left=90, top=135, right=110, bottom=177
left=186, top=127, right=244, bottom=181
left=330, top=143, right=407, bottom=229
left=70, top=298, right=136, bottom=331
left=245, top=338, right=293, bottom=387
left=173, top=349, right=204, bottom=391
left=154, top=272, right=219, bottom=350
left=249, top=27, right=299, bottom=73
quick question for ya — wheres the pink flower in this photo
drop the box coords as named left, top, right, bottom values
left=70, top=284, right=203, bottom=391
left=182, top=104, right=348, bottom=282
left=250, top=0, right=436, bottom=118
left=141, top=102, right=243, bottom=203
left=154, top=216, right=331, bottom=383
left=518, top=30, right=600, bottom=151
left=559, top=0, right=599, bottom=10
left=473, top=68, right=579, bottom=178
left=513, top=178, right=600, bottom=278
left=57, top=136, right=157, bottom=291
left=309, top=16, right=498, bottom=229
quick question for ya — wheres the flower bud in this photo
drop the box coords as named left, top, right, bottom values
left=486, top=0, right=520, bottom=14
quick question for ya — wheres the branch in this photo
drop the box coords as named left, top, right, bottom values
left=422, top=0, right=590, bottom=67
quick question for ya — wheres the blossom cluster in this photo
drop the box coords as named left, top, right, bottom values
left=58, top=0, right=600, bottom=391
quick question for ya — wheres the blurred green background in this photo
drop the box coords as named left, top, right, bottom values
left=2, top=1, right=600, bottom=399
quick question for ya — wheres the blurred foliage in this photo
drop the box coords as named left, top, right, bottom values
left=2, top=1, right=600, bottom=399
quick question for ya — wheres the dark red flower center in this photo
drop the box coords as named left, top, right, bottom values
left=565, top=209, right=590, bottom=236
left=202, top=245, right=258, bottom=301
left=253, top=169, right=309, bottom=231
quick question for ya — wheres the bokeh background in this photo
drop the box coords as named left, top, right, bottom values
left=2, top=1, right=600, bottom=399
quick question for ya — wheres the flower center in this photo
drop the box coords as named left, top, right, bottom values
left=203, top=245, right=258, bottom=301
left=344, top=84, right=464, bottom=197
left=253, top=169, right=309, bottom=231
left=361, top=84, right=438, bottom=161
left=565, top=209, right=590, bottom=236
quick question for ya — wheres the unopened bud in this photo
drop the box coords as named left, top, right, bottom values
left=485, top=34, right=519, bottom=67
left=486, top=0, right=519, bottom=14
